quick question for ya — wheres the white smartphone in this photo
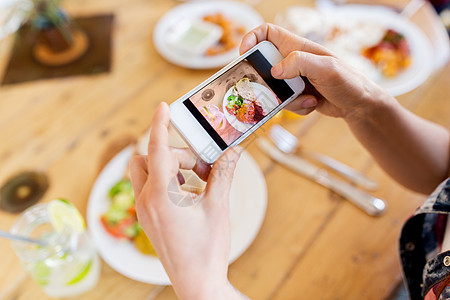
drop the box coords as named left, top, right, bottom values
left=170, top=41, right=305, bottom=164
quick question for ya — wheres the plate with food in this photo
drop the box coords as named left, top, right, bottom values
left=87, top=130, right=267, bottom=285
left=153, top=1, right=264, bottom=69
left=275, top=5, right=433, bottom=96
left=223, top=78, right=279, bottom=133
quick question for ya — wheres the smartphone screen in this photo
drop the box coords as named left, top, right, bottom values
left=183, top=50, right=295, bottom=150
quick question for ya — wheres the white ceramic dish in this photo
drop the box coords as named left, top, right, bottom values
left=275, top=5, right=434, bottom=96
left=87, top=145, right=267, bottom=285
left=153, top=1, right=264, bottom=69
left=331, top=5, right=433, bottom=96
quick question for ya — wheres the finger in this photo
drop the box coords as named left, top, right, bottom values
left=203, top=147, right=242, bottom=209
left=240, top=23, right=332, bottom=57
left=284, top=94, right=318, bottom=115
left=147, top=102, right=174, bottom=187
left=171, top=148, right=197, bottom=169
left=129, top=155, right=148, bottom=198
left=148, top=102, right=170, bottom=159
left=177, top=171, right=185, bottom=185
left=192, top=160, right=211, bottom=182
left=170, top=147, right=211, bottom=181
left=285, top=106, right=316, bottom=116
left=271, top=51, right=335, bottom=82
left=239, top=29, right=258, bottom=54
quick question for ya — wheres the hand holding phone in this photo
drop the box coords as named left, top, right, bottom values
left=170, top=41, right=305, bottom=163
left=239, top=24, right=391, bottom=121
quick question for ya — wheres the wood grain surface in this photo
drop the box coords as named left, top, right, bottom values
left=0, top=0, right=448, bottom=299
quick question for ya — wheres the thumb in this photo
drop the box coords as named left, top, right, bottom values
left=203, top=147, right=243, bottom=207
left=271, top=50, right=329, bottom=81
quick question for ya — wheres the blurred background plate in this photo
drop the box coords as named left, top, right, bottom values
left=153, top=0, right=264, bottom=69
left=87, top=143, right=267, bottom=285
left=330, top=5, right=434, bottom=96
left=276, top=5, right=434, bottom=96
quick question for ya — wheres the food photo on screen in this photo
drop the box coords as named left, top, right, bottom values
left=188, top=59, right=281, bottom=145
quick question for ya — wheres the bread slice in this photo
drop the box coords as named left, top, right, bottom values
left=234, top=78, right=257, bottom=101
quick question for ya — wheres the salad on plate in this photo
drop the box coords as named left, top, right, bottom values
left=100, top=179, right=156, bottom=256
left=225, top=78, right=266, bottom=125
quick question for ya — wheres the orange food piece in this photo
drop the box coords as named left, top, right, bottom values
left=203, top=13, right=246, bottom=56
left=134, top=229, right=157, bottom=256
left=362, top=29, right=411, bottom=78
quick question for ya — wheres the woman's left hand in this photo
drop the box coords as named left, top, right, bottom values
left=130, top=102, right=247, bottom=300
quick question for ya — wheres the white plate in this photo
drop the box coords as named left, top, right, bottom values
left=0, top=0, right=29, bottom=41
left=153, top=0, right=264, bottom=69
left=276, top=5, right=434, bottom=96
left=87, top=146, right=267, bottom=285
left=222, top=82, right=279, bottom=132
left=330, top=6, right=433, bottom=96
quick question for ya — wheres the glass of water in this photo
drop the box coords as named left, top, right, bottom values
left=10, top=202, right=100, bottom=298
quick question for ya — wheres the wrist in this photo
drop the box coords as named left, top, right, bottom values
left=342, top=84, right=398, bottom=126
left=175, top=277, right=247, bottom=300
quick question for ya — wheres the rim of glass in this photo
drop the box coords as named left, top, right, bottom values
left=10, top=203, right=72, bottom=261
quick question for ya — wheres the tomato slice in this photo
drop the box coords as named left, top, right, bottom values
left=100, top=215, right=135, bottom=239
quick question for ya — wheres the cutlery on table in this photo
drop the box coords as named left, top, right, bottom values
left=257, top=137, right=386, bottom=216
left=269, top=124, right=378, bottom=191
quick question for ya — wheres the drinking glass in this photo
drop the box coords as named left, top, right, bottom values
left=10, top=203, right=100, bottom=298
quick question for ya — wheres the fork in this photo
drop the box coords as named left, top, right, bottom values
left=269, top=124, right=378, bottom=191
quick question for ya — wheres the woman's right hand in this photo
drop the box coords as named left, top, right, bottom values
left=239, top=23, right=393, bottom=122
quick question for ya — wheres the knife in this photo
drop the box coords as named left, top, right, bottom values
left=258, top=138, right=386, bottom=216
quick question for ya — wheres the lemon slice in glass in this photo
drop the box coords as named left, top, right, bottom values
left=66, top=259, right=93, bottom=285
left=33, top=261, right=50, bottom=286
left=48, top=199, right=86, bottom=234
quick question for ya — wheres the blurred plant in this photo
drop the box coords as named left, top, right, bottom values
left=29, top=0, right=64, bottom=26
left=3, top=0, right=73, bottom=44
left=27, top=0, right=73, bottom=44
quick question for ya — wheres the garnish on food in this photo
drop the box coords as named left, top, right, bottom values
left=362, top=29, right=411, bottom=77
left=226, top=78, right=266, bottom=124
left=100, top=179, right=156, bottom=256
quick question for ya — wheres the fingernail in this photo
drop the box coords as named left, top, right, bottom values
left=244, top=34, right=257, bottom=48
left=272, top=64, right=282, bottom=77
left=241, top=37, right=251, bottom=51
left=301, top=96, right=317, bottom=109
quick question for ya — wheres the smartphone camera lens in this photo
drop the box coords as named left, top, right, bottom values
left=201, top=89, right=215, bottom=101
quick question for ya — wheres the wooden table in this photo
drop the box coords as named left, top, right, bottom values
left=0, top=0, right=449, bottom=299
